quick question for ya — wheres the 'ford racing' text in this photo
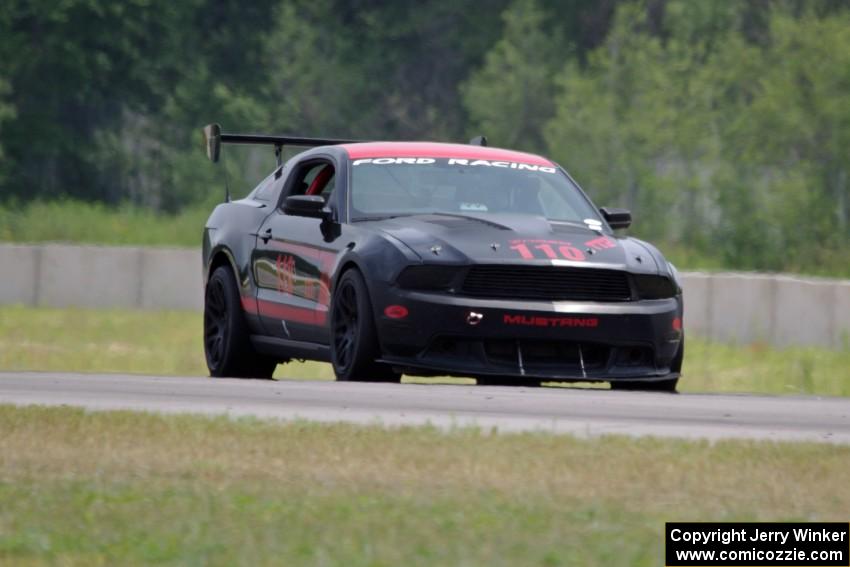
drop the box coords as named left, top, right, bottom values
left=352, top=157, right=557, bottom=173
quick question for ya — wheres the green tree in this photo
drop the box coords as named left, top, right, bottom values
left=543, top=0, right=850, bottom=272
left=545, top=3, right=694, bottom=241
left=0, top=0, right=199, bottom=203
left=0, top=0, right=278, bottom=209
left=0, top=78, right=14, bottom=186
left=705, top=10, right=850, bottom=270
left=262, top=0, right=507, bottom=142
left=462, top=0, right=562, bottom=153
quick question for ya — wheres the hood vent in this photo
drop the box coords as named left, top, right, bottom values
left=420, top=214, right=511, bottom=230
left=422, top=216, right=474, bottom=229
left=550, top=222, right=596, bottom=235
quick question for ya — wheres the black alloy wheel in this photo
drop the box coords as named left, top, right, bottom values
left=204, top=266, right=277, bottom=379
left=330, top=269, right=400, bottom=382
left=332, top=280, right=359, bottom=372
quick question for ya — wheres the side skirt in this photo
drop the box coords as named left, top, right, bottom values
left=250, top=335, right=332, bottom=362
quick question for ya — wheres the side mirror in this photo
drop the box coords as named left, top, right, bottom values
left=600, top=207, right=631, bottom=230
left=203, top=123, right=221, bottom=163
left=284, top=195, right=331, bottom=220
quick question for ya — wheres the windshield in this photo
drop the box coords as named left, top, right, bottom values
left=349, top=158, right=603, bottom=225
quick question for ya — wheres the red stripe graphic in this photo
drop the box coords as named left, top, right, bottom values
left=242, top=296, right=327, bottom=326
left=241, top=296, right=259, bottom=313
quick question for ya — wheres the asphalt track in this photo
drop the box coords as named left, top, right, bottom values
left=1, top=372, right=849, bottom=444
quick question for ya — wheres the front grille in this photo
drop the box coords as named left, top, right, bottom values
left=461, top=265, right=632, bottom=301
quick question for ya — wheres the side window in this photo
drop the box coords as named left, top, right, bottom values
left=290, top=161, right=336, bottom=201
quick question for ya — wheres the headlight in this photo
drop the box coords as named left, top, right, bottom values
left=667, top=261, right=683, bottom=291
left=396, top=265, right=459, bottom=291
left=632, top=274, right=678, bottom=299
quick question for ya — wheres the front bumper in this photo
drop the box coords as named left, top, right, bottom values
left=372, top=286, right=683, bottom=382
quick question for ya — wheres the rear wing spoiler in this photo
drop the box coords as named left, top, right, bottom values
left=202, top=123, right=490, bottom=166
left=202, top=123, right=361, bottom=166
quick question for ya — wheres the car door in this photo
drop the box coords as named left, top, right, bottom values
left=251, top=155, right=346, bottom=345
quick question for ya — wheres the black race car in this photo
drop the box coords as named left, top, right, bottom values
left=201, top=125, right=684, bottom=390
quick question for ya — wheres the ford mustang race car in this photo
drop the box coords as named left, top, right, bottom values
left=201, top=124, right=684, bottom=390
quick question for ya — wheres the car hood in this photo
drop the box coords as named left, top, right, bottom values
left=369, top=213, right=665, bottom=275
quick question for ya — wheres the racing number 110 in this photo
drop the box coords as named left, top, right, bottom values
left=510, top=242, right=586, bottom=262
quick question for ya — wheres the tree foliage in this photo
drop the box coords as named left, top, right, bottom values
left=0, top=0, right=848, bottom=274
left=544, top=1, right=850, bottom=273
left=462, top=0, right=562, bottom=153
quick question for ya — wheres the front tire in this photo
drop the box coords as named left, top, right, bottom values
left=204, top=266, right=277, bottom=379
left=330, top=269, right=400, bottom=383
left=610, top=340, right=683, bottom=393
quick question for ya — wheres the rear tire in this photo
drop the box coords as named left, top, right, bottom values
left=204, top=266, right=277, bottom=379
left=330, top=269, right=401, bottom=383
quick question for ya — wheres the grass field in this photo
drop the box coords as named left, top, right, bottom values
left=2, top=209, right=848, bottom=567
left=0, top=200, right=210, bottom=247
left=1, top=305, right=849, bottom=395
left=0, top=404, right=847, bottom=566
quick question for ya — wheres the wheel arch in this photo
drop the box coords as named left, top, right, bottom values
left=331, top=255, right=388, bottom=316
left=330, top=253, right=370, bottom=293
left=205, top=246, right=240, bottom=287
left=330, top=254, right=401, bottom=361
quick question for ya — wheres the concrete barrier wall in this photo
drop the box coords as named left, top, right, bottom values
left=0, top=244, right=202, bottom=312
left=679, top=273, right=850, bottom=348
left=1, top=244, right=848, bottom=348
